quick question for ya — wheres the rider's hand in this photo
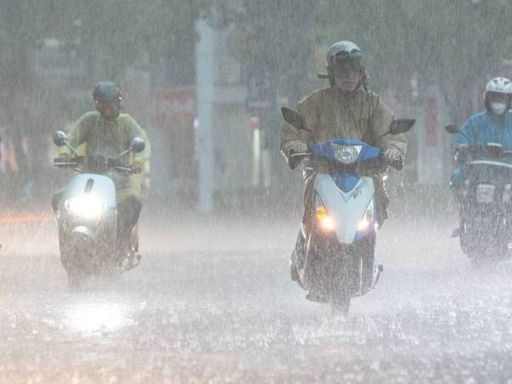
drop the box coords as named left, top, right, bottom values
left=283, top=140, right=308, bottom=154
left=383, top=146, right=404, bottom=168
left=454, top=144, right=470, bottom=163
left=55, top=151, right=71, bottom=161
left=130, top=163, right=143, bottom=174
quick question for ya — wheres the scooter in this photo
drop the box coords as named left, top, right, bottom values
left=446, top=124, right=512, bottom=266
left=282, top=107, right=414, bottom=314
left=52, top=131, right=146, bottom=288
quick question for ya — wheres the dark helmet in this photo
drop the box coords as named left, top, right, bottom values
left=326, top=41, right=365, bottom=86
left=92, top=81, right=122, bottom=103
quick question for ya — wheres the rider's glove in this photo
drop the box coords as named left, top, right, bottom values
left=283, top=140, right=308, bottom=154
left=454, top=144, right=470, bottom=163
left=57, top=150, right=71, bottom=160
left=130, top=163, right=144, bottom=174
left=383, top=146, right=404, bottom=169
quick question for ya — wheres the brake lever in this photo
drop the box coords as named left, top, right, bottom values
left=290, top=152, right=310, bottom=158
left=114, top=166, right=136, bottom=175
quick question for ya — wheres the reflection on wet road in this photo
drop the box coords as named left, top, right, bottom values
left=2, top=215, right=512, bottom=382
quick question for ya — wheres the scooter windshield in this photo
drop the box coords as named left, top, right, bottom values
left=309, top=138, right=380, bottom=166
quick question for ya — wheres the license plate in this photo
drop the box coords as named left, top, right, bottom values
left=476, top=184, right=495, bottom=203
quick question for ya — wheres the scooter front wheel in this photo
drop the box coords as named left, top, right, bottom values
left=67, top=271, right=85, bottom=290
left=330, top=256, right=351, bottom=316
left=331, top=295, right=350, bottom=317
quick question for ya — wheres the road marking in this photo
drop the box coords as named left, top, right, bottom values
left=0, top=214, right=54, bottom=224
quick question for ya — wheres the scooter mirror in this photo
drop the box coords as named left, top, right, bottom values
left=281, top=107, right=310, bottom=132
left=131, top=137, right=145, bottom=153
left=53, top=131, right=68, bottom=147
left=388, top=119, right=415, bottom=135
left=444, top=124, right=460, bottom=135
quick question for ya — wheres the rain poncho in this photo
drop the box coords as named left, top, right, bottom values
left=281, top=86, right=407, bottom=229
left=451, top=111, right=512, bottom=187
left=59, top=111, right=151, bottom=202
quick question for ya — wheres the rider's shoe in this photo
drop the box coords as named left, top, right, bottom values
left=305, top=290, right=328, bottom=303
left=118, top=249, right=142, bottom=271
left=290, top=262, right=299, bottom=281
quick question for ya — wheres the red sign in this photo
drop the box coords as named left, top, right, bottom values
left=151, top=88, right=196, bottom=127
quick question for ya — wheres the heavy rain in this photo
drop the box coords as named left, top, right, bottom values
left=2, top=0, right=512, bottom=382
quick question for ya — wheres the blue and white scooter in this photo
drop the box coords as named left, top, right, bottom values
left=282, top=107, right=414, bottom=314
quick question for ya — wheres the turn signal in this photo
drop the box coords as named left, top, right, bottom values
left=316, top=206, right=336, bottom=232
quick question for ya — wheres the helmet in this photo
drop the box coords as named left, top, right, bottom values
left=92, top=81, right=122, bottom=103
left=484, top=77, right=512, bottom=115
left=326, top=41, right=363, bottom=85
left=485, top=77, right=512, bottom=94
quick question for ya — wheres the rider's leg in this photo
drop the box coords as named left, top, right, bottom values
left=116, top=194, right=143, bottom=260
left=51, top=189, right=65, bottom=213
left=373, top=176, right=389, bottom=228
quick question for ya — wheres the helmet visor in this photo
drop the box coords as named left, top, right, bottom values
left=486, top=91, right=509, bottom=103
left=93, top=82, right=121, bottom=103
left=330, top=51, right=363, bottom=73
left=94, top=92, right=120, bottom=103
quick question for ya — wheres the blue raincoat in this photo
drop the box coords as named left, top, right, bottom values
left=451, top=111, right=512, bottom=187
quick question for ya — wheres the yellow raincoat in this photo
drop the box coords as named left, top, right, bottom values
left=59, top=111, right=151, bottom=202
left=281, top=86, right=407, bottom=228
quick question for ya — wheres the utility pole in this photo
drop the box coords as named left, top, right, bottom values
left=195, top=18, right=215, bottom=213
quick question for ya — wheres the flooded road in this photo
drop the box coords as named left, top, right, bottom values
left=2, top=212, right=512, bottom=383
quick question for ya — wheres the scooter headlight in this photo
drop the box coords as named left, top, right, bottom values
left=332, top=144, right=362, bottom=164
left=357, top=198, right=376, bottom=232
left=65, top=195, right=106, bottom=220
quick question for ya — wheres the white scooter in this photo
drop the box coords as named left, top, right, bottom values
left=52, top=131, right=145, bottom=288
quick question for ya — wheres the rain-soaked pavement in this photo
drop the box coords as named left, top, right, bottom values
left=2, top=208, right=512, bottom=383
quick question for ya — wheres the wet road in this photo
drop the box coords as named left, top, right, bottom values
left=2, top=213, right=512, bottom=383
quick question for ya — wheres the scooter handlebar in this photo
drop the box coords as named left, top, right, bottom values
left=53, top=156, right=83, bottom=167
left=357, top=154, right=403, bottom=172
left=53, top=156, right=139, bottom=174
left=289, top=152, right=403, bottom=172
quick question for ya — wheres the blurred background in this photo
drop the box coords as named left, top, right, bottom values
left=0, top=0, right=511, bottom=216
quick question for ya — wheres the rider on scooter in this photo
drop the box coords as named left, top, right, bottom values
left=280, top=41, right=407, bottom=282
left=52, top=81, right=151, bottom=265
left=451, top=77, right=512, bottom=192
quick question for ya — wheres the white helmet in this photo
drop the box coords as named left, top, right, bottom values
left=485, top=77, right=512, bottom=94
left=484, top=77, right=512, bottom=115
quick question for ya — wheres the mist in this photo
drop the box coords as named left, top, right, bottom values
left=2, top=0, right=512, bottom=382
